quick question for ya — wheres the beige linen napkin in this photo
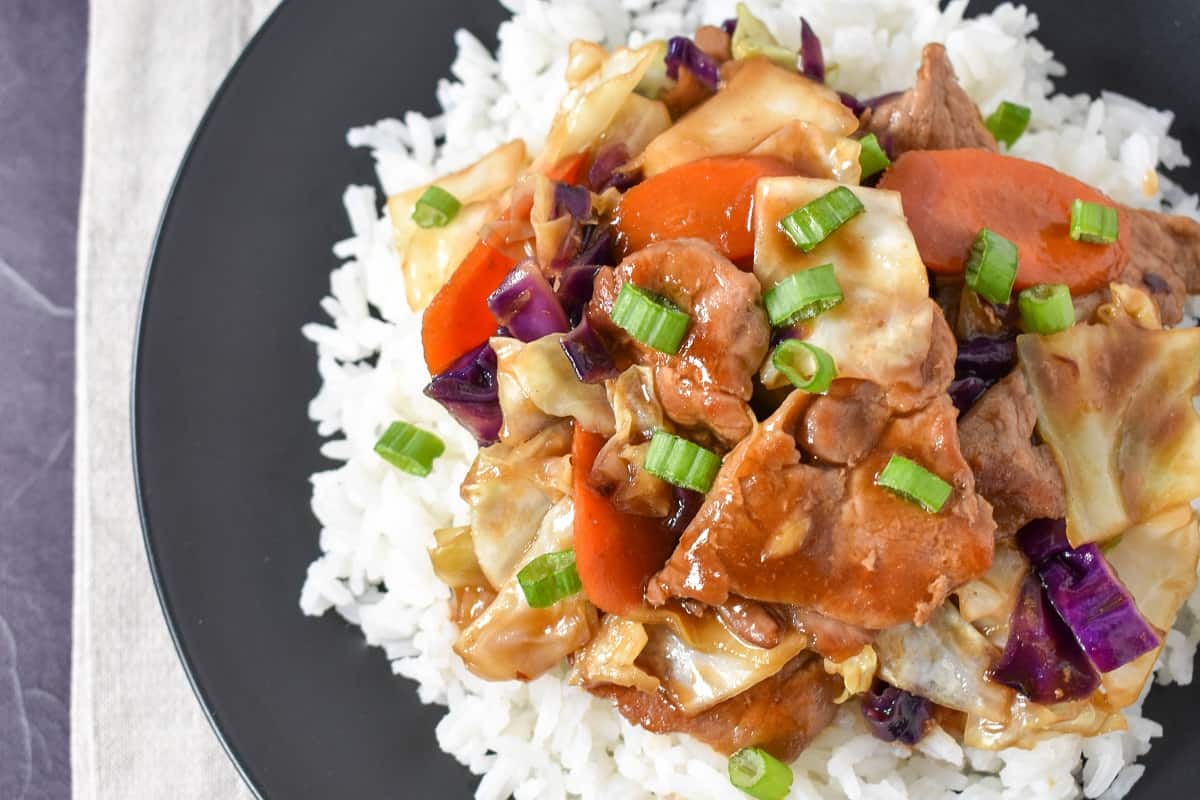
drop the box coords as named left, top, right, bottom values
left=71, top=2, right=277, bottom=797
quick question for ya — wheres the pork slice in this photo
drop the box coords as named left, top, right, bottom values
left=860, top=44, right=997, bottom=156
left=958, top=370, right=1066, bottom=538
left=1116, top=207, right=1200, bottom=325
left=592, top=654, right=840, bottom=760
left=647, top=391, right=996, bottom=629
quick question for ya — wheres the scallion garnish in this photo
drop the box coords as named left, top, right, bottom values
left=1069, top=199, right=1119, bottom=244
left=772, top=340, right=837, bottom=394
left=964, top=228, right=1018, bottom=305
left=1018, top=283, right=1075, bottom=334
left=374, top=421, right=445, bottom=477
left=517, top=550, right=583, bottom=608
left=778, top=186, right=866, bottom=253
left=728, top=747, right=793, bottom=800
left=875, top=454, right=952, bottom=513
left=857, top=133, right=891, bottom=179
left=763, top=264, right=844, bottom=326
left=985, top=101, right=1031, bottom=148
left=644, top=431, right=721, bottom=493
left=610, top=283, right=690, bottom=354
left=411, top=185, right=462, bottom=228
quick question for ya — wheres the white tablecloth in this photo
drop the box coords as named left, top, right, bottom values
left=71, top=2, right=277, bottom=797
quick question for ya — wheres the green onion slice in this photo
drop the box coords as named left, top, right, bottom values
left=411, top=185, right=462, bottom=229
left=772, top=340, right=837, bottom=394
left=964, top=228, right=1018, bottom=305
left=644, top=431, right=721, bottom=493
left=610, top=283, right=690, bottom=354
left=728, top=747, right=793, bottom=800
left=374, top=421, right=445, bottom=477
left=875, top=454, right=953, bottom=513
left=763, top=264, right=844, bottom=326
left=1069, top=199, right=1119, bottom=244
left=857, top=133, right=891, bottom=179
left=1018, top=283, right=1075, bottom=334
left=985, top=101, right=1031, bottom=148
left=517, top=550, right=583, bottom=609
left=731, top=3, right=797, bottom=69
left=778, top=186, right=866, bottom=253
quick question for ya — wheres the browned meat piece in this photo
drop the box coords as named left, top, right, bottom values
left=593, top=654, right=841, bottom=760
left=694, top=25, right=732, bottom=63
left=859, top=44, right=997, bottom=156
left=801, top=380, right=889, bottom=466
left=784, top=607, right=876, bottom=661
left=1117, top=208, right=1200, bottom=325
left=661, top=69, right=715, bottom=119
left=588, top=239, right=770, bottom=446
left=958, top=370, right=1066, bottom=538
left=714, top=597, right=784, bottom=649
left=647, top=391, right=996, bottom=629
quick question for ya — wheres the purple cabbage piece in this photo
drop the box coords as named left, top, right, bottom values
left=588, top=144, right=638, bottom=193
left=423, top=342, right=502, bottom=446
left=838, top=91, right=865, bottom=117
left=721, top=17, right=737, bottom=35
left=487, top=261, right=571, bottom=342
left=1018, top=519, right=1163, bottom=673
left=665, top=36, right=720, bottom=89
left=951, top=336, right=1017, bottom=413
left=956, top=336, right=1017, bottom=381
left=991, top=572, right=1101, bottom=703
left=838, top=90, right=903, bottom=119
left=949, top=376, right=989, bottom=413
left=666, top=487, right=705, bottom=535
left=557, top=263, right=602, bottom=327
left=861, top=683, right=933, bottom=746
left=554, top=181, right=592, bottom=220
left=561, top=319, right=619, bottom=384
left=556, top=225, right=615, bottom=325
left=799, top=18, right=824, bottom=82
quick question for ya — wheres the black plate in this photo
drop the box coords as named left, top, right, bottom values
left=134, top=1, right=1200, bottom=797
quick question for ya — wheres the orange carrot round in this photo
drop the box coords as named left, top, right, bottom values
left=421, top=242, right=517, bottom=374
left=614, top=156, right=794, bottom=265
left=878, top=149, right=1127, bottom=293
left=572, top=428, right=679, bottom=616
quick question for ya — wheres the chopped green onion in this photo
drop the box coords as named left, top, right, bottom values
left=374, top=421, right=445, bottom=477
left=610, top=283, right=691, bottom=354
left=772, top=340, right=837, bottom=394
left=1018, top=283, right=1075, bottom=334
left=728, top=747, right=793, bottom=800
left=644, top=431, right=721, bottom=493
left=411, top=185, right=462, bottom=228
left=1069, top=199, right=1119, bottom=244
left=875, top=454, right=952, bottom=513
left=763, top=264, right=844, bottom=326
left=857, top=133, right=891, bottom=179
left=731, top=3, right=797, bottom=69
left=985, top=101, right=1031, bottom=148
left=964, top=228, right=1018, bottom=305
left=517, top=550, right=582, bottom=609
left=778, top=186, right=866, bottom=253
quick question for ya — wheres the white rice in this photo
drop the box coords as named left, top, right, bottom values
left=299, top=2, right=1200, bottom=797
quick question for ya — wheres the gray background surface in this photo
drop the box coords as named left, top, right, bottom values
left=0, top=1, right=86, bottom=797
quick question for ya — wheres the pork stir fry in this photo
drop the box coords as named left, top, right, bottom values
left=381, top=6, right=1200, bottom=785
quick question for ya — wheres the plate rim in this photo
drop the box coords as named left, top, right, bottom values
left=130, top=2, right=296, bottom=797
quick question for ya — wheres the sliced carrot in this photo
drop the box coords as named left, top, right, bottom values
left=613, top=156, right=794, bottom=265
left=421, top=242, right=518, bottom=374
left=420, top=152, right=591, bottom=374
left=572, top=427, right=679, bottom=616
left=546, top=151, right=590, bottom=185
left=878, top=149, right=1128, bottom=293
